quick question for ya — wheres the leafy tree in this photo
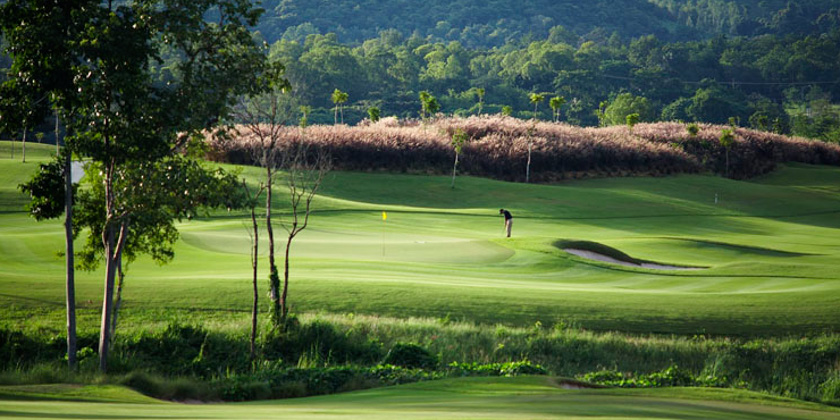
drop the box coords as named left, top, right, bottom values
left=1, top=0, right=89, bottom=370
left=603, top=93, right=652, bottom=126
left=367, top=106, right=381, bottom=122
left=331, top=88, right=349, bottom=124
left=626, top=113, right=640, bottom=132
left=18, top=148, right=78, bottom=367
left=501, top=105, right=513, bottom=116
left=549, top=95, right=566, bottom=122
left=300, top=105, right=312, bottom=128
left=449, top=128, right=469, bottom=188
left=1, top=0, right=271, bottom=372
left=596, top=101, right=609, bottom=127
left=686, top=85, right=749, bottom=125
left=419, top=90, right=440, bottom=120
left=472, top=87, right=485, bottom=116
left=661, top=97, right=693, bottom=122
left=686, top=122, right=699, bottom=137
left=529, top=92, right=546, bottom=120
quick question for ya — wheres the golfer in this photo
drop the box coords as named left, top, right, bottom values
left=499, top=209, right=513, bottom=237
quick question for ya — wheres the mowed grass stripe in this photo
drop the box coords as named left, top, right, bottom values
left=1, top=377, right=838, bottom=419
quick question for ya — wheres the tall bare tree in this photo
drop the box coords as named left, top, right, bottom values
left=278, top=140, right=330, bottom=322
left=242, top=180, right=265, bottom=359
left=234, top=85, right=294, bottom=327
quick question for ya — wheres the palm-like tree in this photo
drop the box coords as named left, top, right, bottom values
left=549, top=96, right=566, bottom=122
left=474, top=87, right=485, bottom=116
left=331, top=89, right=348, bottom=124
left=529, top=92, right=545, bottom=120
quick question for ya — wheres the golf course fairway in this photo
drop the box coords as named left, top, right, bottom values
left=4, top=143, right=840, bottom=335
left=2, top=142, right=840, bottom=415
left=1, top=376, right=839, bottom=419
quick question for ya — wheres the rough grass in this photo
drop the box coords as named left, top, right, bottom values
left=3, top=312, right=840, bottom=405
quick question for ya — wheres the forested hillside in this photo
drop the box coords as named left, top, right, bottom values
left=268, top=29, right=840, bottom=140
left=2, top=0, right=840, bottom=141
left=257, top=0, right=840, bottom=47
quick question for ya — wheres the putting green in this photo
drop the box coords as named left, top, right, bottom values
left=1, top=377, right=838, bottom=419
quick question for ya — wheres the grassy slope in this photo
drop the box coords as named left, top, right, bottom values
left=2, top=142, right=840, bottom=335
left=1, top=377, right=838, bottom=419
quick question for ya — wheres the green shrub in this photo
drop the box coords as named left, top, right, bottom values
left=819, top=371, right=840, bottom=404
left=448, top=361, right=547, bottom=377
left=581, top=365, right=703, bottom=388
left=262, top=320, right=383, bottom=366
left=382, top=343, right=438, bottom=369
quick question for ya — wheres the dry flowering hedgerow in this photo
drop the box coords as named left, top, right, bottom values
left=208, top=117, right=840, bottom=182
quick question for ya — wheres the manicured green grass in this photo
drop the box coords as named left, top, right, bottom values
left=3, top=142, right=840, bottom=414
left=2, top=142, right=840, bottom=336
left=1, top=377, right=838, bottom=419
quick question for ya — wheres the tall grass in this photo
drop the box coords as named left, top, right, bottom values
left=208, top=117, right=840, bottom=181
left=3, top=313, right=839, bottom=404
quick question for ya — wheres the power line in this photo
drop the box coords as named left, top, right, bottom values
left=599, top=73, right=840, bottom=86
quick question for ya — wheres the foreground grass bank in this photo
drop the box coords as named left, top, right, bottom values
left=3, top=313, right=840, bottom=404
left=1, top=377, right=839, bottom=420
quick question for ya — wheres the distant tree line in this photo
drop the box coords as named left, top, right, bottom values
left=255, top=0, right=840, bottom=48
left=267, top=29, right=840, bottom=141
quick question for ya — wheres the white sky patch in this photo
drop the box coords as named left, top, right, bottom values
left=71, top=161, right=85, bottom=184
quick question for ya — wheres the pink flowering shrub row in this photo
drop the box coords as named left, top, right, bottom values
left=208, top=116, right=840, bottom=181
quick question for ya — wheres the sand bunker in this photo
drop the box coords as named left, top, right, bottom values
left=564, top=248, right=704, bottom=271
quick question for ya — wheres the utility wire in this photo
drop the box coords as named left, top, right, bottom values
left=599, top=73, right=840, bottom=86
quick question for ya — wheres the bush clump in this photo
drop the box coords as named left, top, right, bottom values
left=382, top=343, right=438, bottom=369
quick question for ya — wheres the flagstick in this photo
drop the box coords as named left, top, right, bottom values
left=381, top=211, right=387, bottom=259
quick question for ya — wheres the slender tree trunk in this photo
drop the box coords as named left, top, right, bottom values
left=266, top=168, right=280, bottom=325
left=98, top=160, right=126, bottom=373
left=526, top=141, right=532, bottom=183
left=249, top=203, right=259, bottom=360
left=451, top=152, right=459, bottom=189
left=22, top=129, right=26, bottom=163
left=98, top=225, right=116, bottom=372
left=64, top=148, right=76, bottom=370
left=281, top=234, right=293, bottom=321
left=334, top=106, right=338, bottom=125
left=110, top=246, right=125, bottom=342
left=340, top=105, right=344, bottom=124
left=55, top=111, right=60, bottom=155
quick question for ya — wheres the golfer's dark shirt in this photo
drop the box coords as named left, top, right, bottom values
left=502, top=210, right=512, bottom=220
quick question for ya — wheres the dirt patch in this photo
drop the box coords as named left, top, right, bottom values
left=549, top=378, right=606, bottom=390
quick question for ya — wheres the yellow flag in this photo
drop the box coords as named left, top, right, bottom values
left=382, top=211, right=387, bottom=221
